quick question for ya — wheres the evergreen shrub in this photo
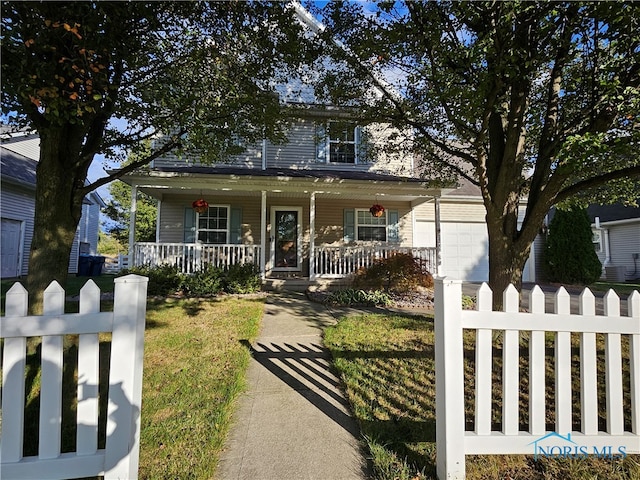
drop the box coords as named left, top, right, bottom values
left=544, top=208, right=602, bottom=285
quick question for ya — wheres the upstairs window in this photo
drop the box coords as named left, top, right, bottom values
left=316, top=121, right=366, bottom=164
left=329, top=121, right=356, bottom=163
left=197, top=206, right=229, bottom=244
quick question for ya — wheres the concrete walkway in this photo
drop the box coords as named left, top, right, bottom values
left=217, top=293, right=370, bottom=480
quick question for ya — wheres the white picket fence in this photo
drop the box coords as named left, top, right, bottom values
left=434, top=278, right=640, bottom=480
left=1, top=275, right=149, bottom=480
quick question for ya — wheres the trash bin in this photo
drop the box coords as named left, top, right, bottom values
left=90, top=256, right=105, bottom=276
left=78, top=254, right=92, bottom=276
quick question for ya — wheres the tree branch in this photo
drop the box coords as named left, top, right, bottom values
left=554, top=164, right=640, bottom=204
left=80, top=128, right=186, bottom=195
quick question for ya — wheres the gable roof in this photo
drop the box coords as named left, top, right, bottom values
left=0, top=146, right=37, bottom=189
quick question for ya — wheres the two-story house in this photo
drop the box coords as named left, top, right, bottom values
left=117, top=100, right=538, bottom=288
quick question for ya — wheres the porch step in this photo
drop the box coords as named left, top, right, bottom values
left=263, top=278, right=311, bottom=292
left=263, top=277, right=351, bottom=292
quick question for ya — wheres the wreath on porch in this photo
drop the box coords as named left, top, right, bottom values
left=192, top=198, right=209, bottom=214
left=369, top=203, right=385, bottom=217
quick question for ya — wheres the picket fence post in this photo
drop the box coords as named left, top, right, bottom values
left=434, top=278, right=466, bottom=480
left=104, top=274, right=149, bottom=480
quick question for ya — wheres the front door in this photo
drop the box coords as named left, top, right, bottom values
left=1, top=218, right=23, bottom=278
left=271, top=207, right=302, bottom=271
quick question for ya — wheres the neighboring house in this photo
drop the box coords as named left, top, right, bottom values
left=118, top=107, right=538, bottom=286
left=588, top=203, right=640, bottom=282
left=0, top=130, right=105, bottom=279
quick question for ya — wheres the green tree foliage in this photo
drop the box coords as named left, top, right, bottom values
left=104, top=181, right=157, bottom=246
left=544, top=209, right=602, bottom=285
left=1, top=2, right=307, bottom=310
left=307, top=1, right=640, bottom=305
left=97, top=231, right=125, bottom=256
left=104, top=142, right=157, bottom=245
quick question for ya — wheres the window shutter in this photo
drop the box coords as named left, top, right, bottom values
left=356, top=125, right=370, bottom=164
left=184, top=208, right=196, bottom=242
left=344, top=209, right=355, bottom=243
left=315, top=123, right=327, bottom=162
left=388, top=210, right=399, bottom=242
left=230, top=207, right=242, bottom=244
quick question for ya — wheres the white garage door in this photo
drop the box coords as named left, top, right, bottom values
left=415, top=221, right=533, bottom=282
left=415, top=221, right=489, bottom=281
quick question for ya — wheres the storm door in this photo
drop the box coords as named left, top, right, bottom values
left=271, top=207, right=302, bottom=271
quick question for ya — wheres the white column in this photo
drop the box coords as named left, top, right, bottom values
left=434, top=196, right=442, bottom=276
left=309, top=192, right=316, bottom=280
left=128, top=185, right=138, bottom=266
left=260, top=191, right=267, bottom=279
left=155, top=199, right=161, bottom=242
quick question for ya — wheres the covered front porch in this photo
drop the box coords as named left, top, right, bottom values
left=123, top=165, right=449, bottom=285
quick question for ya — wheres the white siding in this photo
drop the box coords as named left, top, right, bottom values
left=77, top=202, right=101, bottom=255
left=152, top=144, right=263, bottom=169
left=413, top=199, right=487, bottom=223
left=151, top=119, right=412, bottom=176
left=0, top=184, right=101, bottom=276
left=607, top=222, right=640, bottom=280
left=0, top=185, right=34, bottom=277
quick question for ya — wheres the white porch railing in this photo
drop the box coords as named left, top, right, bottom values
left=435, top=278, right=640, bottom=480
left=133, top=243, right=260, bottom=274
left=1, top=275, right=149, bottom=480
left=313, top=245, right=437, bottom=278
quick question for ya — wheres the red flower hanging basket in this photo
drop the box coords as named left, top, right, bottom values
left=192, top=198, right=209, bottom=214
left=369, top=204, right=385, bottom=217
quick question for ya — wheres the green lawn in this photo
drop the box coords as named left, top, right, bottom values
left=324, top=313, right=640, bottom=480
left=10, top=295, right=264, bottom=479
left=590, top=281, right=640, bottom=296
left=1, top=275, right=118, bottom=315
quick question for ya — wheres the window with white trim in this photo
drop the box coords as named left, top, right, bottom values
left=197, top=206, right=229, bottom=244
left=316, top=121, right=366, bottom=164
left=592, top=229, right=602, bottom=252
left=356, top=209, right=387, bottom=241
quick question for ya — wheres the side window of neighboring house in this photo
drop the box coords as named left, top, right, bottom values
left=198, top=206, right=229, bottom=244
left=316, top=121, right=366, bottom=164
left=592, top=229, right=602, bottom=252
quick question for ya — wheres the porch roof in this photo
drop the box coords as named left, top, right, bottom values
left=120, top=166, right=451, bottom=201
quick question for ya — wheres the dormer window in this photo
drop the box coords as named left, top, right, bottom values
left=316, top=121, right=366, bottom=164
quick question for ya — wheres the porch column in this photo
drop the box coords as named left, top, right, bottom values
left=260, top=190, right=267, bottom=279
left=309, top=192, right=316, bottom=280
left=128, top=184, right=138, bottom=266
left=435, top=195, right=442, bottom=277
left=155, top=199, right=161, bottom=242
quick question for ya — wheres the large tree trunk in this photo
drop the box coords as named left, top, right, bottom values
left=27, top=127, right=85, bottom=313
left=486, top=208, right=535, bottom=310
